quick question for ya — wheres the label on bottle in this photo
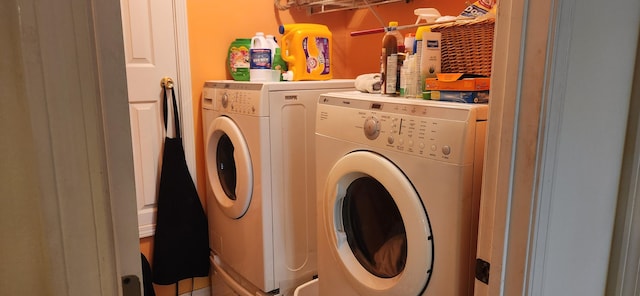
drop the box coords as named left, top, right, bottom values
left=460, top=0, right=495, bottom=18
left=302, top=37, right=331, bottom=75
left=249, top=48, right=272, bottom=69
left=426, top=39, right=439, bottom=49
left=229, top=42, right=250, bottom=81
left=230, top=45, right=250, bottom=71
left=315, top=37, right=330, bottom=75
left=385, top=54, right=398, bottom=94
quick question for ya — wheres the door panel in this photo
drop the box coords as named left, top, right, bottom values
left=129, top=103, right=163, bottom=236
left=121, top=0, right=179, bottom=237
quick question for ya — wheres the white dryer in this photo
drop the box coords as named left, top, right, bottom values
left=201, top=80, right=354, bottom=296
left=315, top=92, right=487, bottom=295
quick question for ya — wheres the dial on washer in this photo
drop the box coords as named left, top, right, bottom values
left=363, top=116, right=381, bottom=140
left=221, top=92, right=229, bottom=109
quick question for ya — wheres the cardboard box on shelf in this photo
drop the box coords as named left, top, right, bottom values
left=424, top=73, right=490, bottom=91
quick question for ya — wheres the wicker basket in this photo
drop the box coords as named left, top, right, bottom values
left=431, top=19, right=495, bottom=77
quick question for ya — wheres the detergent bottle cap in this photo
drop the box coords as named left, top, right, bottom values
left=404, top=33, right=415, bottom=54
left=415, top=26, right=431, bottom=41
left=282, top=70, right=294, bottom=81
left=384, top=21, right=405, bottom=51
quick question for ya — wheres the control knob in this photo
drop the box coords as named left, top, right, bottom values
left=363, top=116, right=381, bottom=140
left=221, top=92, right=229, bottom=109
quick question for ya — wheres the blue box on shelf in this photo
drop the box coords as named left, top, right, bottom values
left=431, top=90, right=489, bottom=103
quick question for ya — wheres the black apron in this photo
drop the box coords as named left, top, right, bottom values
left=152, top=83, right=209, bottom=287
left=141, top=253, right=156, bottom=296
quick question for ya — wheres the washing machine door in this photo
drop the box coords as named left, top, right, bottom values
left=322, top=151, right=434, bottom=296
left=205, top=116, right=252, bottom=219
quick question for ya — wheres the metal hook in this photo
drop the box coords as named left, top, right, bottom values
left=161, top=77, right=174, bottom=89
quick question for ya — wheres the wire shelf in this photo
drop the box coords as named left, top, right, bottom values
left=286, top=0, right=406, bottom=14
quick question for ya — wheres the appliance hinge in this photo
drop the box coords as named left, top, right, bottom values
left=475, top=258, right=490, bottom=285
left=121, top=275, right=142, bottom=296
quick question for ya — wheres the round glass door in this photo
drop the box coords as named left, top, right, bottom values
left=343, top=176, right=407, bottom=279
left=322, top=151, right=434, bottom=296
left=205, top=116, right=252, bottom=219
left=216, top=134, right=237, bottom=200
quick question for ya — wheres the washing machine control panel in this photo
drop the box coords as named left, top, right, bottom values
left=202, top=82, right=268, bottom=116
left=317, top=94, right=484, bottom=165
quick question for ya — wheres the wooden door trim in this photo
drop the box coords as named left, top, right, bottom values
left=174, top=0, right=197, bottom=183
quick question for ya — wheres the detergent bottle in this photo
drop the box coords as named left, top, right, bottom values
left=266, top=34, right=288, bottom=81
left=227, top=38, right=251, bottom=81
left=249, top=32, right=273, bottom=82
left=279, top=23, right=332, bottom=81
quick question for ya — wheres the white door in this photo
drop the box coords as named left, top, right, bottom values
left=120, top=0, right=196, bottom=238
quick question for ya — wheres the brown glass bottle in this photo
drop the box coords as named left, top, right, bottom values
left=381, top=23, right=405, bottom=95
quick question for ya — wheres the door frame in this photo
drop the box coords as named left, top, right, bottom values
left=484, top=0, right=639, bottom=295
left=605, top=23, right=640, bottom=296
left=173, top=0, right=197, bottom=183
left=13, top=0, right=196, bottom=293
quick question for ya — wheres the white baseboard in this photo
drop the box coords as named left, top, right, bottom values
left=180, top=286, right=210, bottom=296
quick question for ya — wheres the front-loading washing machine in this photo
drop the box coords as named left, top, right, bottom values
left=315, top=91, right=487, bottom=295
left=201, top=80, right=354, bottom=296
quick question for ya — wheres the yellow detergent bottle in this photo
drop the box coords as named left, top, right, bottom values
left=279, top=23, right=333, bottom=81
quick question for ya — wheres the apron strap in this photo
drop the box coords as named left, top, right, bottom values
left=172, top=278, right=195, bottom=296
left=162, top=85, right=182, bottom=139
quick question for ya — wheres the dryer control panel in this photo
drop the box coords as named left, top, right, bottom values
left=202, top=81, right=268, bottom=116
left=316, top=92, right=487, bottom=165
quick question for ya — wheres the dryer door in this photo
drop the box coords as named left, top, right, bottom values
left=322, top=151, right=434, bottom=296
left=205, top=116, right=252, bottom=219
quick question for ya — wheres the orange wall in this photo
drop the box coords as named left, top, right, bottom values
left=188, top=0, right=466, bottom=202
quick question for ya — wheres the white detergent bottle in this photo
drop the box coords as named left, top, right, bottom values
left=266, top=34, right=287, bottom=81
left=249, top=32, right=272, bottom=82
